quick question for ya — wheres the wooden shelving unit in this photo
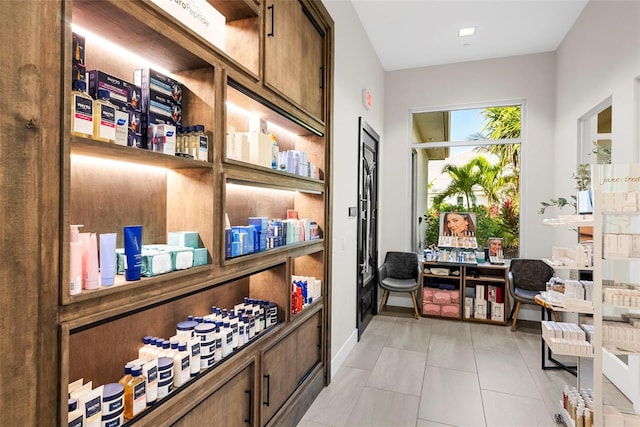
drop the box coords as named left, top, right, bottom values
left=421, top=261, right=508, bottom=325
left=0, top=0, right=333, bottom=424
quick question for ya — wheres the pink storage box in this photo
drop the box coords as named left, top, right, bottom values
left=423, top=288, right=434, bottom=303
left=450, top=290, right=460, bottom=304
left=433, top=291, right=451, bottom=305
left=423, top=303, right=441, bottom=316
left=441, top=304, right=460, bottom=318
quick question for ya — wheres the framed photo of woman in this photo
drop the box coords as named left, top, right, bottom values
left=488, top=237, right=503, bottom=257
left=440, top=212, right=476, bottom=237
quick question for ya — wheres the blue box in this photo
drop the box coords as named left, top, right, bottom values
left=225, top=228, right=233, bottom=259
left=248, top=217, right=268, bottom=252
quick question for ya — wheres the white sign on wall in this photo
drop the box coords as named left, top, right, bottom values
left=150, top=0, right=226, bottom=50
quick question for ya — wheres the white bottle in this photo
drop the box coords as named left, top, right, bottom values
left=213, top=326, right=222, bottom=363
left=68, top=398, right=83, bottom=427
left=246, top=310, right=256, bottom=340
left=173, top=343, right=190, bottom=388
left=229, top=313, right=239, bottom=350
left=138, top=336, right=152, bottom=361
left=237, top=317, right=246, bottom=347
left=221, top=322, right=233, bottom=358
left=69, top=225, right=84, bottom=295
left=187, top=337, right=201, bottom=377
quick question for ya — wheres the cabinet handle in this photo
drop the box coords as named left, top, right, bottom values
left=263, top=374, right=271, bottom=406
left=267, top=4, right=275, bottom=37
left=245, top=389, right=253, bottom=424
left=319, top=66, right=324, bottom=89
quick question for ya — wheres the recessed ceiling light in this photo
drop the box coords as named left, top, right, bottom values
left=458, top=27, right=476, bottom=37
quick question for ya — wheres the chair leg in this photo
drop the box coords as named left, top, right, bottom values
left=511, top=301, right=521, bottom=332
left=410, top=291, right=420, bottom=319
left=379, top=290, right=389, bottom=313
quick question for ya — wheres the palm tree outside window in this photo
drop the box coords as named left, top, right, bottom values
left=411, top=104, right=522, bottom=258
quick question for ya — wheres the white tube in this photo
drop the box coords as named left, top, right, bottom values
left=85, top=233, right=99, bottom=290
left=99, top=233, right=117, bottom=286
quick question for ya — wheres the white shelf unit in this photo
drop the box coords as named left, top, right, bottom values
left=593, top=163, right=640, bottom=426
left=542, top=214, right=596, bottom=425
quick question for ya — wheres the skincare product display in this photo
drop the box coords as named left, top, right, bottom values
left=602, top=317, right=640, bottom=353
left=562, top=386, right=594, bottom=427
left=87, top=69, right=142, bottom=147
left=541, top=321, right=593, bottom=356
left=437, top=232, right=478, bottom=249
left=73, top=39, right=200, bottom=153
left=603, top=282, right=640, bottom=307
left=68, top=296, right=278, bottom=422
left=291, top=275, right=322, bottom=315
left=226, top=126, right=321, bottom=179
left=225, top=214, right=320, bottom=259
left=70, top=226, right=208, bottom=295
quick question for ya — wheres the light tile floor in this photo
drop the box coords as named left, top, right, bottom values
left=299, top=312, right=577, bottom=427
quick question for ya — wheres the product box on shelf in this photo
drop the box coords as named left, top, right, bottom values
left=168, top=231, right=199, bottom=249
left=193, top=248, right=208, bottom=266
left=88, top=70, right=132, bottom=106
left=72, top=32, right=86, bottom=85
left=145, top=88, right=182, bottom=123
left=134, top=68, right=183, bottom=105
left=248, top=217, right=268, bottom=252
left=148, top=124, right=177, bottom=155
left=491, top=302, right=505, bottom=322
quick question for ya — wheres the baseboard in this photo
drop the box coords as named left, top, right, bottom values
left=330, top=328, right=358, bottom=380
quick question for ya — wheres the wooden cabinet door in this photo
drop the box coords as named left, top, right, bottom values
left=264, top=0, right=324, bottom=121
left=261, top=332, right=298, bottom=424
left=295, top=311, right=322, bottom=385
left=172, top=364, right=255, bottom=426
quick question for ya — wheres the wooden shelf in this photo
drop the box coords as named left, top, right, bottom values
left=71, top=138, right=214, bottom=170
left=223, top=160, right=325, bottom=193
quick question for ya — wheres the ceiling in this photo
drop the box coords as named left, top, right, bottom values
left=348, top=0, right=589, bottom=71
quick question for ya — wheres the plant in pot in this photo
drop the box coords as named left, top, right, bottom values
left=538, top=142, right=610, bottom=215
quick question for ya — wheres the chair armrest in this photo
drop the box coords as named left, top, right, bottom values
left=507, top=271, right=516, bottom=298
left=378, top=263, right=388, bottom=282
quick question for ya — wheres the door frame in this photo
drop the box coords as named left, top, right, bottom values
left=356, top=117, right=379, bottom=338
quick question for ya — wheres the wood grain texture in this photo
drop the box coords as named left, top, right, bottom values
left=171, top=363, right=255, bottom=426
left=0, top=0, right=62, bottom=424
left=2, top=0, right=334, bottom=423
left=68, top=278, right=250, bottom=387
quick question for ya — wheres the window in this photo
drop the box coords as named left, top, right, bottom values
left=411, top=104, right=522, bottom=258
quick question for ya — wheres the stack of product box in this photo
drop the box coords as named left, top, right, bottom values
left=88, top=70, right=143, bottom=148
left=134, top=68, right=183, bottom=153
left=225, top=216, right=320, bottom=259
left=116, top=231, right=207, bottom=277
left=291, top=275, right=322, bottom=315
left=422, top=287, right=460, bottom=317
left=71, top=33, right=85, bottom=88
left=466, top=284, right=505, bottom=321
left=541, top=320, right=593, bottom=356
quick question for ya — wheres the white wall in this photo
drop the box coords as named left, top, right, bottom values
left=554, top=0, right=640, bottom=226
left=383, top=53, right=557, bottom=318
left=322, top=0, right=640, bottom=372
left=322, top=0, right=385, bottom=375
left=384, top=53, right=556, bottom=259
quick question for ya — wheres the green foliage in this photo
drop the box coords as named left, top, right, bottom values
left=423, top=105, right=521, bottom=256
left=423, top=204, right=514, bottom=251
